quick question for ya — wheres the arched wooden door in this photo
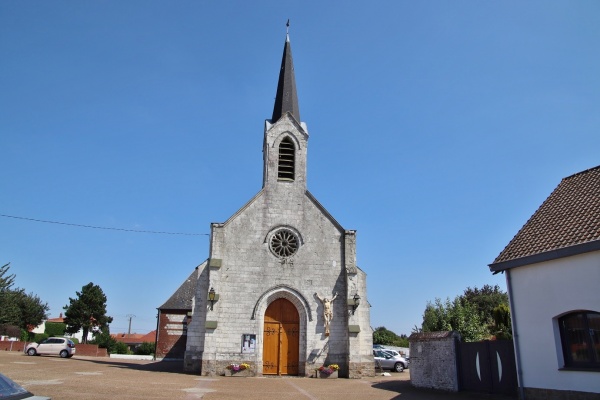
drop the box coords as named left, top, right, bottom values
left=263, top=298, right=299, bottom=375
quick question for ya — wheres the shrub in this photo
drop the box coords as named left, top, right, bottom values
left=89, top=330, right=117, bottom=352
left=113, top=341, right=130, bottom=354
left=21, top=329, right=33, bottom=341
left=32, top=333, right=49, bottom=343
left=134, top=342, right=155, bottom=356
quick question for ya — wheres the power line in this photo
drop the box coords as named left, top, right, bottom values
left=0, top=213, right=208, bottom=236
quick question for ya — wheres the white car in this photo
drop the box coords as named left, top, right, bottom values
left=25, top=337, right=76, bottom=358
left=382, top=349, right=409, bottom=368
left=373, top=349, right=408, bottom=372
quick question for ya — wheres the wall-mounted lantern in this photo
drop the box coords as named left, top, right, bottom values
left=352, top=293, right=361, bottom=315
left=208, top=287, right=217, bottom=311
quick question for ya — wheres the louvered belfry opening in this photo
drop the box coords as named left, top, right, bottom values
left=278, top=137, right=295, bottom=181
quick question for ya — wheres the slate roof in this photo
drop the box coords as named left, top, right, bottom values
left=489, top=165, right=600, bottom=272
left=271, top=33, right=301, bottom=123
left=158, top=264, right=201, bottom=310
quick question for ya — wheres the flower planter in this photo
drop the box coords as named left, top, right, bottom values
left=317, top=370, right=338, bottom=379
left=224, top=369, right=254, bottom=377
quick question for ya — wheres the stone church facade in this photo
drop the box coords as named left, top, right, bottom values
left=169, top=32, right=373, bottom=378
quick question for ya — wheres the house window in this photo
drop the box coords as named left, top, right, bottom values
left=278, top=137, right=295, bottom=181
left=559, top=311, right=600, bottom=368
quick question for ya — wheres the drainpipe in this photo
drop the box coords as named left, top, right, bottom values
left=506, top=269, right=525, bottom=400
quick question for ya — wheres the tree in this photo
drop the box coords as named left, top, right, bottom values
left=0, top=263, right=16, bottom=291
left=63, top=282, right=113, bottom=343
left=0, top=263, right=49, bottom=334
left=14, top=291, right=50, bottom=331
left=373, top=326, right=409, bottom=347
left=420, top=285, right=510, bottom=342
left=492, top=303, right=512, bottom=340
left=461, top=285, right=509, bottom=327
left=0, top=324, right=20, bottom=338
left=421, top=297, right=488, bottom=342
left=0, top=263, right=19, bottom=327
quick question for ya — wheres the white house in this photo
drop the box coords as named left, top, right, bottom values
left=489, top=165, right=600, bottom=399
left=31, top=314, right=94, bottom=343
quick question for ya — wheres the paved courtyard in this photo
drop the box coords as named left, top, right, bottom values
left=0, top=351, right=515, bottom=399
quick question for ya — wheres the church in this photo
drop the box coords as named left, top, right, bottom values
left=157, top=29, right=374, bottom=378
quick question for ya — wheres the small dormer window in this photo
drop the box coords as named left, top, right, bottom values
left=278, top=137, right=295, bottom=181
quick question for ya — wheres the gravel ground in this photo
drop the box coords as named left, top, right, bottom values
left=0, top=351, right=515, bottom=400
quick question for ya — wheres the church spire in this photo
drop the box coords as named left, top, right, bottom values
left=271, top=20, right=301, bottom=123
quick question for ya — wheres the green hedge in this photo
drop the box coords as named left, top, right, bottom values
left=44, top=322, right=66, bottom=337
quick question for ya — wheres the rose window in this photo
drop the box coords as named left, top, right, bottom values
left=269, top=229, right=299, bottom=258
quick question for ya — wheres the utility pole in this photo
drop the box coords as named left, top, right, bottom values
left=126, top=314, right=136, bottom=336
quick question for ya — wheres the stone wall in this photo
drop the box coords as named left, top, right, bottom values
left=184, top=115, right=373, bottom=377
left=408, top=331, right=460, bottom=392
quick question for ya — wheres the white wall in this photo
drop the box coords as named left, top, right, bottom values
left=509, top=250, right=600, bottom=394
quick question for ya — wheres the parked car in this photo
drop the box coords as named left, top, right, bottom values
left=0, top=373, right=50, bottom=399
left=25, top=337, right=75, bottom=358
left=381, top=349, right=409, bottom=368
left=373, top=349, right=408, bottom=372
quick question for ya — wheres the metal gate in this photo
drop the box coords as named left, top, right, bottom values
left=458, top=340, right=518, bottom=396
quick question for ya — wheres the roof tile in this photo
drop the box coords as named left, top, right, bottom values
left=493, top=165, right=600, bottom=264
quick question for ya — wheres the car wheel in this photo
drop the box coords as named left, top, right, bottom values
left=394, top=362, right=404, bottom=372
left=27, top=348, right=37, bottom=356
left=59, top=350, right=69, bottom=358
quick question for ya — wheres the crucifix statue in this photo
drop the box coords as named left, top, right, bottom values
left=316, top=292, right=338, bottom=336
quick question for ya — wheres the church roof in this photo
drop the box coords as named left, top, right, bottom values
left=271, top=29, right=301, bottom=123
left=158, top=266, right=200, bottom=310
left=489, top=165, right=600, bottom=272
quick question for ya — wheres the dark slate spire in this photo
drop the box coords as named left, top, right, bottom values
left=271, top=21, right=301, bottom=123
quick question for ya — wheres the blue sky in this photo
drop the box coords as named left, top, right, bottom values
left=1, top=1, right=599, bottom=336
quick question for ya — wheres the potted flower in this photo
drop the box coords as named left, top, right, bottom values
left=316, top=364, right=339, bottom=378
left=225, top=362, right=253, bottom=377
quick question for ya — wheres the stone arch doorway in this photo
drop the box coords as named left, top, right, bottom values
left=263, top=298, right=300, bottom=375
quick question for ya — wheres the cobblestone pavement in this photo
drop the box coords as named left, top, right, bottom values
left=0, top=352, right=515, bottom=400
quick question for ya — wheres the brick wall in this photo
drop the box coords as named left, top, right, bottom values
left=156, top=310, right=188, bottom=359
left=0, top=340, right=25, bottom=352
left=0, top=340, right=107, bottom=357
left=75, top=343, right=108, bottom=357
